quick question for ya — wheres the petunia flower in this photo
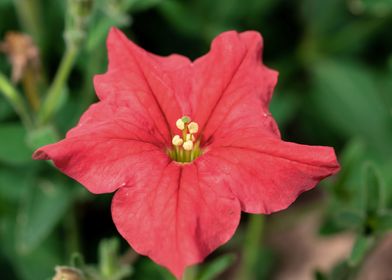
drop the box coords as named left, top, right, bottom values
left=33, top=28, right=340, bottom=279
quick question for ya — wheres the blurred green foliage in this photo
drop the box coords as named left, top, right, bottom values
left=0, top=0, right=392, bottom=279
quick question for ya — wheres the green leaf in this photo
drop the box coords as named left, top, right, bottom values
left=348, top=235, right=374, bottom=267
left=0, top=166, right=33, bottom=203
left=128, top=0, right=162, bottom=12
left=314, top=270, right=328, bottom=280
left=301, top=0, right=346, bottom=35
left=330, top=139, right=365, bottom=201
left=362, top=162, right=384, bottom=217
left=375, top=211, right=392, bottom=232
left=311, top=60, right=392, bottom=155
left=269, top=89, right=299, bottom=128
left=16, top=178, right=72, bottom=253
left=197, top=254, right=236, bottom=280
left=27, top=125, right=59, bottom=151
left=0, top=215, right=63, bottom=280
left=354, top=0, right=392, bottom=16
left=334, top=210, right=364, bottom=230
left=132, top=258, right=175, bottom=280
left=0, top=97, right=14, bottom=120
left=329, top=261, right=351, bottom=280
left=0, top=123, right=32, bottom=165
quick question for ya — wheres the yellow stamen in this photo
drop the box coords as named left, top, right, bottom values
left=176, top=118, right=185, bottom=130
left=188, top=122, right=199, bottom=134
left=183, top=140, right=193, bottom=151
left=170, top=116, right=201, bottom=163
left=172, top=135, right=183, bottom=146
left=186, top=133, right=195, bottom=142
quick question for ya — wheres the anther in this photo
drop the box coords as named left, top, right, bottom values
left=183, top=140, right=193, bottom=151
left=176, top=119, right=185, bottom=130
left=188, top=122, right=199, bottom=134
left=172, top=135, right=183, bottom=146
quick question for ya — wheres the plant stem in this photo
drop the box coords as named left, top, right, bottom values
left=22, top=67, right=41, bottom=112
left=65, top=206, right=81, bottom=257
left=238, top=214, right=265, bottom=280
left=0, top=72, right=33, bottom=129
left=38, top=46, right=78, bottom=124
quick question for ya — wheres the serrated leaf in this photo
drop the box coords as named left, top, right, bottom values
left=197, top=254, right=236, bottom=280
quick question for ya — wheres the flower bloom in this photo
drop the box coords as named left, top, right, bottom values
left=33, top=28, right=339, bottom=278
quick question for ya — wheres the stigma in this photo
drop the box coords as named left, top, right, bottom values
left=169, top=116, right=201, bottom=163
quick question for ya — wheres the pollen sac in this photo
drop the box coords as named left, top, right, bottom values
left=176, top=119, right=185, bottom=130
left=183, top=140, right=193, bottom=151
left=172, top=135, right=183, bottom=146
left=188, top=122, right=199, bottom=134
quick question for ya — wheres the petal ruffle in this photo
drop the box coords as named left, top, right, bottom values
left=33, top=101, right=169, bottom=194
left=191, top=31, right=279, bottom=144
left=200, top=135, right=340, bottom=214
left=111, top=162, right=240, bottom=278
left=94, top=28, right=192, bottom=142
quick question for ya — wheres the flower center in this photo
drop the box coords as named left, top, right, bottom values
left=168, top=116, right=202, bottom=163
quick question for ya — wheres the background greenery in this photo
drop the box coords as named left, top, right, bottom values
left=0, top=0, right=392, bottom=279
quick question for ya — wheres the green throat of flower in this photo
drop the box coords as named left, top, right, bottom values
left=168, top=116, right=202, bottom=163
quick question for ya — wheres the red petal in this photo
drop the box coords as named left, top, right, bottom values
left=33, top=101, right=169, bottom=194
left=94, top=27, right=192, bottom=140
left=111, top=162, right=240, bottom=278
left=201, top=136, right=340, bottom=214
left=191, top=31, right=279, bottom=143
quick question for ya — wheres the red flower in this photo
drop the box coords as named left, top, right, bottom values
left=33, top=28, right=339, bottom=278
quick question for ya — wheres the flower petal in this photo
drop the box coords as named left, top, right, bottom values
left=200, top=136, right=340, bottom=214
left=33, top=101, right=169, bottom=194
left=111, top=162, right=240, bottom=278
left=191, top=31, right=279, bottom=143
left=94, top=27, right=192, bottom=140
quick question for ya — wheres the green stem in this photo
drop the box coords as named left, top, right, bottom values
left=64, top=206, right=81, bottom=257
left=0, top=73, right=33, bottom=129
left=238, top=214, right=265, bottom=280
left=22, top=67, right=41, bottom=112
left=38, top=46, right=79, bottom=124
